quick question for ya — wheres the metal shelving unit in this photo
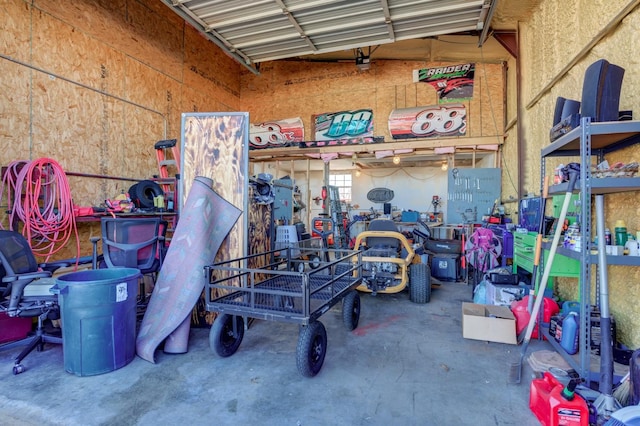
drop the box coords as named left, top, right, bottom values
left=540, top=117, right=640, bottom=385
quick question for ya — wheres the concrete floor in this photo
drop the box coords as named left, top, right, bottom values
left=0, top=280, right=548, bottom=426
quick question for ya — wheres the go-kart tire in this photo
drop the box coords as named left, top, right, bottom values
left=296, top=321, right=327, bottom=377
left=342, top=290, right=360, bottom=331
left=410, top=262, right=431, bottom=304
left=129, top=180, right=163, bottom=209
left=210, top=314, right=244, bottom=357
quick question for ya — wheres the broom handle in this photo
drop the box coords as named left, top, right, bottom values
left=523, top=173, right=578, bottom=343
left=527, top=176, right=549, bottom=313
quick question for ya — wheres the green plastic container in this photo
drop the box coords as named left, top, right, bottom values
left=53, top=268, right=140, bottom=377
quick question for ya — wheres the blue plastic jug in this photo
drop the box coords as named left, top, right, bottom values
left=560, top=312, right=579, bottom=355
left=561, top=301, right=580, bottom=316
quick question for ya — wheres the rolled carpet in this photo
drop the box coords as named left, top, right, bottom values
left=136, top=176, right=242, bottom=363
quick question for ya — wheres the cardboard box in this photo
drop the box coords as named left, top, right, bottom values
left=462, top=302, right=517, bottom=344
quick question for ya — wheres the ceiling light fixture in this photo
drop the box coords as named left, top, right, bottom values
left=441, top=161, right=448, bottom=171
left=393, top=155, right=400, bottom=165
left=355, top=169, right=361, bottom=177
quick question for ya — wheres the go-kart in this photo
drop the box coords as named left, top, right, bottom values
left=352, top=219, right=432, bottom=303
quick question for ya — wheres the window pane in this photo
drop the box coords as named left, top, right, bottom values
left=329, top=173, right=352, bottom=203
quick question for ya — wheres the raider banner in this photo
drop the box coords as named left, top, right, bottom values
left=413, top=63, right=476, bottom=103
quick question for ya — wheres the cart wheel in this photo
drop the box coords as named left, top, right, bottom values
left=296, top=321, right=327, bottom=377
left=13, top=364, right=25, bottom=375
left=309, top=255, right=321, bottom=269
left=291, top=261, right=305, bottom=273
left=410, top=262, right=431, bottom=304
left=210, top=314, right=244, bottom=357
left=342, top=290, right=361, bottom=331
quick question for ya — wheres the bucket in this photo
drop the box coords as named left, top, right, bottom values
left=53, top=268, right=140, bottom=376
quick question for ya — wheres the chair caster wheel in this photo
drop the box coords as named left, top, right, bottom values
left=13, top=364, right=25, bottom=375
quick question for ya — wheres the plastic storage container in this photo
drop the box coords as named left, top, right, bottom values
left=430, top=254, right=459, bottom=281
left=0, top=312, right=32, bottom=344
left=53, top=268, right=140, bottom=376
left=560, top=312, right=579, bottom=355
left=590, top=306, right=617, bottom=355
left=615, top=220, right=628, bottom=246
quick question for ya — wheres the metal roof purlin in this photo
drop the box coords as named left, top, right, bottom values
left=379, top=0, right=396, bottom=41
left=274, top=0, right=318, bottom=51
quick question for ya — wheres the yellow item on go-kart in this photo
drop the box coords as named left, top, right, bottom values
left=352, top=219, right=432, bottom=303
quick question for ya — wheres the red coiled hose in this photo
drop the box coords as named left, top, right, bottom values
left=1, top=158, right=79, bottom=262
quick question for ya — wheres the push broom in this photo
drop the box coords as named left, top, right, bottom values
left=509, top=168, right=579, bottom=384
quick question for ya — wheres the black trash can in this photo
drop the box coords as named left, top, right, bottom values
left=53, top=268, right=140, bottom=376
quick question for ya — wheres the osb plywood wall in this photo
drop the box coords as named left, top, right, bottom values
left=0, top=0, right=241, bottom=260
left=240, top=60, right=505, bottom=142
left=519, top=0, right=640, bottom=348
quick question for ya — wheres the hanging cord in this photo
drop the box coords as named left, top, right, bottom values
left=0, top=160, right=29, bottom=230
left=9, top=158, right=80, bottom=263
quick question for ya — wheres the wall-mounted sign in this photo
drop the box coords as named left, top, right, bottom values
left=413, top=63, right=476, bottom=103
left=313, top=109, right=374, bottom=140
left=249, top=117, right=304, bottom=149
left=367, top=187, right=394, bottom=203
left=388, top=104, right=467, bottom=139
left=298, top=109, right=381, bottom=148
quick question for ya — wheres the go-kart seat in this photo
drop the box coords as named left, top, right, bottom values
left=366, top=219, right=401, bottom=252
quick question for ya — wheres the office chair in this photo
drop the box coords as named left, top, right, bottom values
left=92, top=217, right=167, bottom=311
left=0, top=230, right=70, bottom=374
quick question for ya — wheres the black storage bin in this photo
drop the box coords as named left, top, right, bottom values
left=431, top=254, right=459, bottom=281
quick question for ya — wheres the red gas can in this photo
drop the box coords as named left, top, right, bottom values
left=511, top=296, right=559, bottom=339
left=529, top=372, right=589, bottom=426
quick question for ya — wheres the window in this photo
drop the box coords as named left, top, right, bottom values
left=329, top=173, right=352, bottom=203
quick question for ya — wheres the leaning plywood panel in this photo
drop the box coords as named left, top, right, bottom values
left=181, top=113, right=249, bottom=325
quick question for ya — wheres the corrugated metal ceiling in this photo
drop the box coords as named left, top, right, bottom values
left=161, top=0, right=496, bottom=73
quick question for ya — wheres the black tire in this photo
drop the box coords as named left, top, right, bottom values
left=309, top=255, right=321, bottom=269
left=342, top=290, right=360, bottom=331
left=209, top=314, right=244, bottom=357
left=296, top=321, right=327, bottom=377
left=291, top=261, right=305, bottom=273
left=130, top=180, right=163, bottom=208
left=410, top=262, right=431, bottom=304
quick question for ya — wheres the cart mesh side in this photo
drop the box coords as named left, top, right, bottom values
left=205, top=248, right=362, bottom=324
